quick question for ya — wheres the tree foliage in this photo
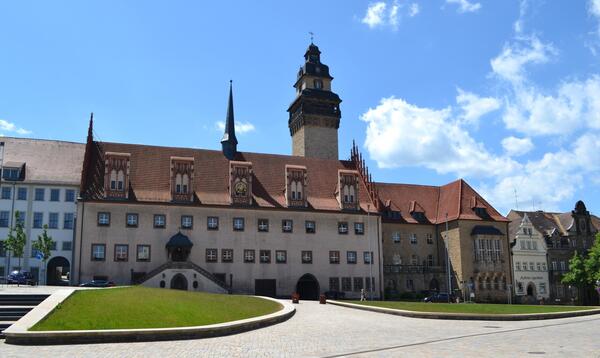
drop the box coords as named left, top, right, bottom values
left=584, top=233, right=600, bottom=284
left=562, top=233, right=600, bottom=287
left=32, top=225, right=54, bottom=263
left=5, top=212, right=27, bottom=267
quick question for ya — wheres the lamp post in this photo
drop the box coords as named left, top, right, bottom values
left=367, top=203, right=373, bottom=300
left=445, top=213, right=451, bottom=303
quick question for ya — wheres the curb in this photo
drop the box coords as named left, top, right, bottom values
left=327, top=300, right=600, bottom=321
left=4, top=289, right=295, bottom=345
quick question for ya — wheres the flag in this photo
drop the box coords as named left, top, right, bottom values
left=35, top=251, right=43, bottom=260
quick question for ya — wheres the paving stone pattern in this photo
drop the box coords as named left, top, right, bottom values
left=1, top=301, right=599, bottom=357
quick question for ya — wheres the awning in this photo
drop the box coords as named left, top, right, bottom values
left=165, top=232, right=193, bottom=248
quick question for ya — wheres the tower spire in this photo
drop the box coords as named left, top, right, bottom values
left=221, top=80, right=238, bottom=160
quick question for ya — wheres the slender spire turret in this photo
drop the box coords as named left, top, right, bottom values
left=221, top=81, right=238, bottom=160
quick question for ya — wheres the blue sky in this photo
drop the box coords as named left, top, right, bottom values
left=1, top=0, right=599, bottom=215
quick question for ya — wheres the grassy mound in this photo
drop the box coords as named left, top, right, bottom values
left=349, top=300, right=597, bottom=314
left=31, top=286, right=282, bottom=331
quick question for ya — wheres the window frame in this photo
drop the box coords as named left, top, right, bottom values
left=282, top=219, right=293, bottom=233
left=181, top=215, right=193, bottom=229
left=153, top=214, right=166, bottom=229
left=301, top=250, right=313, bottom=264
left=97, top=212, right=111, bottom=227
left=114, top=244, right=129, bottom=262
left=257, top=218, right=269, bottom=232
left=233, top=217, right=245, bottom=231
left=338, top=222, right=349, bottom=235
left=221, top=249, right=234, bottom=263
left=136, top=245, right=151, bottom=262
left=1, top=187, right=11, bottom=200
left=329, top=250, right=340, bottom=264
left=63, top=213, right=74, bottom=230
left=363, top=251, right=372, bottom=264
left=305, top=220, right=316, bottom=234
left=126, top=213, right=139, bottom=228
left=243, top=249, right=255, bottom=263
left=17, top=187, right=27, bottom=201
left=50, top=188, right=60, bottom=202
left=65, top=189, right=76, bottom=202
left=33, top=212, right=44, bottom=229
left=275, top=250, right=287, bottom=264
left=91, top=244, right=106, bottom=261
left=259, top=250, right=271, bottom=264
left=205, top=248, right=218, bottom=263
left=354, top=222, right=364, bottom=235
left=34, top=188, right=45, bottom=201
left=207, top=216, right=219, bottom=230
left=346, top=251, right=357, bottom=264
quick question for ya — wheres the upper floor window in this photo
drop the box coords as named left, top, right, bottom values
left=205, top=248, right=218, bottom=262
left=305, top=220, right=316, bottom=234
left=91, top=244, right=106, bottom=261
left=207, top=216, right=219, bottom=230
left=342, top=184, right=355, bottom=204
left=427, top=254, right=434, bottom=267
left=33, top=212, right=43, bottom=229
left=137, top=245, right=151, bottom=262
left=244, top=249, right=255, bottom=263
left=314, top=79, right=323, bottom=89
left=282, top=219, right=293, bottom=233
left=516, top=262, right=521, bottom=271
left=410, top=254, right=419, bottom=266
left=154, top=214, right=166, bottom=228
left=354, top=222, right=364, bottom=235
left=260, top=250, right=271, bottom=263
left=347, top=251, right=357, bottom=264
left=17, top=187, right=27, bottom=201
left=126, top=213, right=138, bottom=227
left=233, top=217, right=245, bottom=231
left=2, top=168, right=20, bottom=181
left=1, top=187, right=11, bottom=200
left=302, top=251, right=313, bottom=264
left=175, top=173, right=190, bottom=194
left=258, top=219, right=269, bottom=232
left=426, top=233, right=434, bottom=245
left=49, top=212, right=59, bottom=229
left=364, top=251, right=372, bottom=264
left=50, top=189, right=60, bottom=201
left=276, top=250, right=287, bottom=264
left=290, top=180, right=303, bottom=200
left=97, top=212, right=110, bottom=226
left=409, top=233, right=417, bottom=245
left=109, top=169, right=125, bottom=191
left=392, top=232, right=400, bottom=243
left=34, top=188, right=45, bottom=201
left=181, top=215, right=193, bottom=229
left=222, top=249, right=233, bottom=263
left=338, top=222, right=349, bottom=234
left=65, top=189, right=76, bottom=202
left=114, top=244, right=129, bottom=262
left=63, top=213, right=74, bottom=230
left=329, top=250, right=340, bottom=264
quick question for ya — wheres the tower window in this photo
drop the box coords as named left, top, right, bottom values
left=314, top=79, right=323, bottom=89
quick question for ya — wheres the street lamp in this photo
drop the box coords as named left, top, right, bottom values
left=367, top=203, right=373, bottom=301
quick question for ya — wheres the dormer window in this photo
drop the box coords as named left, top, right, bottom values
left=109, top=169, right=125, bottom=191
left=230, top=161, right=253, bottom=206
left=171, top=157, right=194, bottom=202
left=2, top=167, right=21, bottom=181
left=338, top=170, right=359, bottom=210
left=286, top=165, right=307, bottom=208
left=104, top=152, right=130, bottom=199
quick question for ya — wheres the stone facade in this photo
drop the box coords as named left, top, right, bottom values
left=291, top=125, right=338, bottom=160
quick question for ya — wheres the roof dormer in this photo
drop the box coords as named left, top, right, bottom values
left=285, top=165, right=307, bottom=208
left=171, top=156, right=194, bottom=202
left=104, top=152, right=130, bottom=199
left=229, top=161, right=252, bottom=206
left=2, top=162, right=25, bottom=181
left=337, top=170, right=359, bottom=211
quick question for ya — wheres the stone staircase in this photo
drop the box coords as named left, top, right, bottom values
left=0, top=294, right=49, bottom=338
left=142, top=261, right=231, bottom=293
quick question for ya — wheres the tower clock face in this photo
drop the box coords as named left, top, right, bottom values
left=234, top=181, right=248, bottom=196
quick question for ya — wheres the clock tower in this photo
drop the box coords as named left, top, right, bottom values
left=288, top=43, right=342, bottom=160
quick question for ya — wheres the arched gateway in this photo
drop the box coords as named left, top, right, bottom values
left=170, top=273, right=188, bottom=290
left=296, top=273, right=320, bottom=300
left=46, top=256, right=70, bottom=285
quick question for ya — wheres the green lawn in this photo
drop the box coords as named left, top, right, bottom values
left=31, top=286, right=282, bottom=331
left=348, top=300, right=598, bottom=314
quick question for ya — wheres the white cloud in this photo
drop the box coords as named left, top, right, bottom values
left=215, top=121, right=255, bottom=134
left=361, top=96, right=518, bottom=178
left=455, top=88, right=501, bottom=125
left=513, top=0, right=529, bottom=34
left=362, top=2, right=388, bottom=28
left=0, top=119, right=31, bottom=135
left=446, top=0, right=481, bottom=13
left=490, top=35, right=556, bottom=84
left=501, top=136, right=534, bottom=156
left=409, top=3, right=419, bottom=17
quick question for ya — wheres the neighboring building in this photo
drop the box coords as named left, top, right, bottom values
left=374, top=179, right=512, bottom=303
left=509, top=213, right=549, bottom=303
left=0, top=137, right=84, bottom=284
left=507, top=201, right=600, bottom=305
left=74, top=43, right=381, bottom=299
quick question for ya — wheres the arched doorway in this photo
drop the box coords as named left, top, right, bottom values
left=296, top=274, right=320, bottom=300
left=526, top=282, right=536, bottom=297
left=46, top=256, right=70, bottom=286
left=170, top=274, right=188, bottom=290
left=429, top=278, right=439, bottom=292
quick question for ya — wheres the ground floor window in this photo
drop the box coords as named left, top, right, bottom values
left=91, top=244, right=106, bottom=261
left=301, top=251, right=312, bottom=264
left=244, top=249, right=255, bottom=263
left=539, top=283, right=546, bottom=294
left=342, top=277, right=352, bottom=291
left=206, top=248, right=218, bottom=262
left=354, top=277, right=364, bottom=292
left=222, top=249, right=233, bottom=262
left=114, top=244, right=129, bottom=262
left=275, top=250, right=286, bottom=263
left=329, top=277, right=340, bottom=291
left=260, top=250, right=271, bottom=263
left=137, top=245, right=151, bottom=262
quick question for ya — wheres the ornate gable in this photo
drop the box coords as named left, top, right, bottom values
left=171, top=156, right=194, bottom=202
left=229, top=161, right=252, bottom=206
left=104, top=152, right=130, bottom=199
left=337, top=169, right=359, bottom=210
left=285, top=164, right=308, bottom=207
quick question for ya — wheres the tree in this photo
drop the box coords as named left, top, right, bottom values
left=562, top=251, right=586, bottom=287
left=5, top=212, right=27, bottom=269
left=584, top=233, right=600, bottom=285
left=32, top=225, right=54, bottom=285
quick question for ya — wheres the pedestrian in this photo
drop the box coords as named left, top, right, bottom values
left=360, top=288, right=366, bottom=301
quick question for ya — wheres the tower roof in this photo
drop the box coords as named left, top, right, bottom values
left=221, top=81, right=238, bottom=160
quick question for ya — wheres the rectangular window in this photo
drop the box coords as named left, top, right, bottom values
left=342, top=277, right=352, bottom=291
left=258, top=219, right=269, bottom=232
left=354, top=222, right=364, bottom=235
left=410, top=233, right=417, bottom=244
left=2, top=168, right=20, bottom=181
left=244, top=249, right=255, bottom=263
left=536, top=262, right=541, bottom=271
left=0, top=241, right=5, bottom=257
left=34, top=188, right=45, bottom=201
left=426, top=233, right=434, bottom=245
left=392, top=232, right=400, bottom=243
left=126, top=213, right=138, bottom=227
left=353, top=277, right=363, bottom=292
left=305, top=220, right=316, bottom=234
left=301, top=251, right=312, bottom=264
left=17, top=187, right=27, bottom=201
left=539, top=283, right=546, bottom=294
left=532, top=241, right=538, bottom=250
left=222, top=249, right=233, bottom=263
left=0, top=211, right=9, bottom=227
left=520, top=240, right=525, bottom=249
left=62, top=241, right=72, bottom=251
left=282, top=219, right=293, bottom=233
left=1, top=187, right=11, bottom=200
left=363, top=251, right=372, bottom=264
left=560, top=261, right=566, bottom=271
left=329, top=277, right=340, bottom=291
left=329, top=250, right=340, bottom=264
left=49, top=213, right=59, bottom=229
left=529, top=262, right=535, bottom=271
left=114, top=244, right=129, bottom=262
left=551, top=260, right=557, bottom=271
left=206, top=248, right=218, bottom=262
left=49, top=241, right=57, bottom=251
left=338, top=222, right=349, bottom=234
left=542, top=263, right=547, bottom=271
left=63, top=213, right=74, bottom=229
left=16, top=211, right=25, bottom=225
left=33, top=212, right=43, bottom=229
left=50, top=189, right=60, bottom=201
left=91, top=244, right=106, bottom=261
left=97, top=212, right=110, bottom=226
left=260, top=250, right=271, bottom=263
left=233, top=217, right=245, bottom=231
left=427, top=254, right=434, bottom=267
left=276, top=250, right=287, bottom=263
left=207, top=216, right=219, bottom=230
left=516, top=262, right=521, bottom=271
left=137, top=245, right=151, bottom=262
left=65, top=189, right=76, bottom=202
left=347, top=251, right=357, bottom=264
left=181, top=215, right=193, bottom=229
left=154, top=214, right=166, bottom=228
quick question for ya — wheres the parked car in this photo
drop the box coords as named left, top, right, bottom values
left=324, top=290, right=345, bottom=299
left=7, top=270, right=37, bottom=285
left=79, top=280, right=115, bottom=287
left=423, top=292, right=453, bottom=303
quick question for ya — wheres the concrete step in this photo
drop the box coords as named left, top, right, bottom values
left=0, top=294, right=49, bottom=306
left=0, top=321, right=13, bottom=339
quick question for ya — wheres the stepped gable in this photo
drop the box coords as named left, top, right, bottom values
left=81, top=141, right=378, bottom=213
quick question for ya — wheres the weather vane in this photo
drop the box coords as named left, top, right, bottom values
left=309, top=31, right=314, bottom=43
